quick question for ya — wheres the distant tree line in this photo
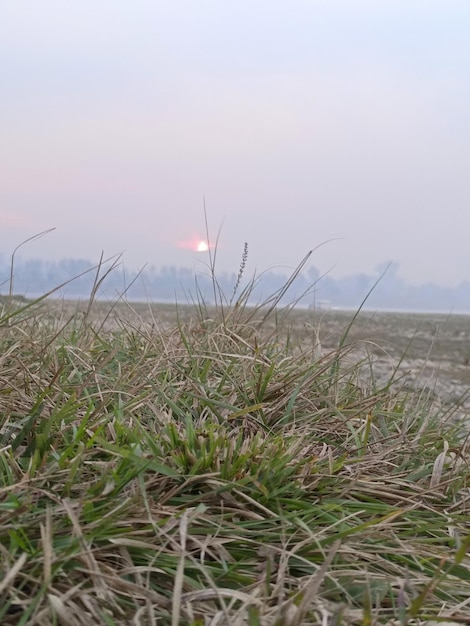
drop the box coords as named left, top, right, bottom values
left=1, top=256, right=470, bottom=312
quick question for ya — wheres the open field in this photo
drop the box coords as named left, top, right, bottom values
left=1, top=295, right=470, bottom=625
left=53, top=299, right=470, bottom=418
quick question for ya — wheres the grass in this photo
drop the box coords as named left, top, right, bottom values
left=0, top=268, right=470, bottom=625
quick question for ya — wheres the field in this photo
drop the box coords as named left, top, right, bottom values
left=55, top=299, right=470, bottom=417
left=1, top=294, right=470, bottom=625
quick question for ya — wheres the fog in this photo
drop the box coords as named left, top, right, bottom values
left=2, top=1, right=470, bottom=288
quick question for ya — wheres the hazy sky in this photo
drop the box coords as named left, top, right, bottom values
left=2, top=1, right=470, bottom=286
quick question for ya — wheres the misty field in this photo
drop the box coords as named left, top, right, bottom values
left=1, top=295, right=470, bottom=625
left=55, top=299, right=470, bottom=417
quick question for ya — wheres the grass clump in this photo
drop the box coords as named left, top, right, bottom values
left=0, top=280, right=469, bottom=625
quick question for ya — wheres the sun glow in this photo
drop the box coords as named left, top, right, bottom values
left=176, top=237, right=210, bottom=252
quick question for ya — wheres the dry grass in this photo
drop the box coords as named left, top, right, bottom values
left=0, top=290, right=470, bottom=625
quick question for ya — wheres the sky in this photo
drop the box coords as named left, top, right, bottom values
left=1, top=1, right=470, bottom=287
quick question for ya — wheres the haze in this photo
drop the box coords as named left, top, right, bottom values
left=1, top=1, right=470, bottom=287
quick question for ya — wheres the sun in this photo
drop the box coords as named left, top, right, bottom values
left=176, top=237, right=210, bottom=252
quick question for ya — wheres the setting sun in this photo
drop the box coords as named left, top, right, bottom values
left=176, top=237, right=210, bottom=252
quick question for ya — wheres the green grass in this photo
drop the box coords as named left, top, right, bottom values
left=0, top=283, right=470, bottom=625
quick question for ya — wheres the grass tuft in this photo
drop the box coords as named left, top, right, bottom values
left=0, top=265, right=469, bottom=625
